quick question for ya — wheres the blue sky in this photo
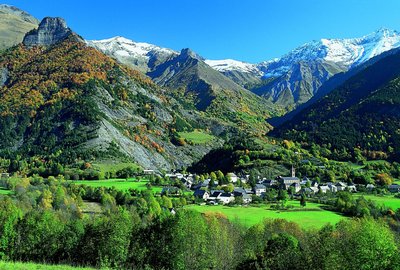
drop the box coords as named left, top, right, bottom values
left=5, top=0, right=400, bottom=63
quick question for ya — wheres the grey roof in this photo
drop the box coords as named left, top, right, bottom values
left=254, top=184, right=266, bottom=190
left=336, top=182, right=347, bottom=187
left=194, top=190, right=208, bottom=197
left=302, top=187, right=313, bottom=193
left=243, top=194, right=252, bottom=199
left=279, top=177, right=300, bottom=181
left=262, top=179, right=277, bottom=185
left=234, top=187, right=246, bottom=193
left=220, top=192, right=233, bottom=198
left=210, top=191, right=223, bottom=197
left=202, top=179, right=210, bottom=186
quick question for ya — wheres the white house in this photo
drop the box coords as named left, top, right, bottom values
left=193, top=190, right=209, bottom=200
left=227, top=173, right=238, bottom=183
left=253, top=184, right=266, bottom=196
left=319, top=186, right=330, bottom=193
left=218, top=193, right=235, bottom=204
left=347, top=184, right=357, bottom=192
left=366, top=184, right=375, bottom=190
left=242, top=194, right=252, bottom=204
left=336, top=182, right=347, bottom=191
left=327, top=183, right=338, bottom=193
left=208, top=190, right=224, bottom=201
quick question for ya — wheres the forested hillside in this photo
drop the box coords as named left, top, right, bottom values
left=272, top=50, right=400, bottom=161
left=0, top=32, right=228, bottom=170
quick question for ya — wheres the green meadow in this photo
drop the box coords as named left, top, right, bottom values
left=0, top=187, right=12, bottom=195
left=178, top=130, right=215, bottom=144
left=355, top=194, right=400, bottom=210
left=69, top=179, right=163, bottom=193
left=186, top=201, right=345, bottom=229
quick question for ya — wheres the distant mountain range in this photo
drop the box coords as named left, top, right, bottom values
left=89, top=29, right=400, bottom=110
left=88, top=37, right=278, bottom=132
left=208, top=28, right=400, bottom=108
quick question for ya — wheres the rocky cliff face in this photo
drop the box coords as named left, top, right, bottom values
left=23, top=17, right=81, bottom=47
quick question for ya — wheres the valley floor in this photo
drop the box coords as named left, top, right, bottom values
left=186, top=201, right=345, bottom=228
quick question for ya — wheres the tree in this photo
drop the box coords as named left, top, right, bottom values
left=334, top=218, right=398, bottom=270
left=300, top=194, right=306, bottom=207
left=375, top=173, right=393, bottom=186
left=222, top=183, right=234, bottom=193
left=161, top=196, right=173, bottom=209
left=39, top=189, right=53, bottom=209
left=216, top=171, right=226, bottom=185
left=234, top=196, right=243, bottom=205
left=210, top=172, right=217, bottom=182
left=14, top=211, right=65, bottom=262
left=277, top=188, right=288, bottom=204
left=79, top=209, right=133, bottom=268
left=0, top=198, right=22, bottom=260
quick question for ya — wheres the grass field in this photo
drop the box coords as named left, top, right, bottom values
left=69, top=179, right=163, bottom=193
left=348, top=160, right=388, bottom=171
left=355, top=194, right=400, bottom=210
left=0, top=261, right=93, bottom=270
left=0, top=187, right=12, bottom=195
left=92, top=162, right=140, bottom=173
left=178, top=130, right=215, bottom=144
left=186, top=201, right=345, bottom=229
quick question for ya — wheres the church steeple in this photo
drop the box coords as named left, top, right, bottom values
left=291, top=165, right=295, bottom=178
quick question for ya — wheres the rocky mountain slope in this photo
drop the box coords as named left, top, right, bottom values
left=0, top=4, right=38, bottom=50
left=88, top=37, right=278, bottom=134
left=272, top=48, right=400, bottom=160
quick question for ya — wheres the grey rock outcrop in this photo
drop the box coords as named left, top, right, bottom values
left=23, top=17, right=81, bottom=47
left=0, top=68, right=8, bottom=87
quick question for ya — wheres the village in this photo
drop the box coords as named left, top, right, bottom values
left=158, top=166, right=400, bottom=206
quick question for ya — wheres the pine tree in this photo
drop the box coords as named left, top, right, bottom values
left=300, top=194, right=307, bottom=207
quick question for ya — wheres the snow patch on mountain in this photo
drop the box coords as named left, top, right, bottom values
left=87, top=36, right=177, bottom=60
left=207, top=28, right=400, bottom=79
left=260, top=28, right=400, bottom=78
left=321, top=28, right=400, bottom=67
left=205, top=59, right=262, bottom=75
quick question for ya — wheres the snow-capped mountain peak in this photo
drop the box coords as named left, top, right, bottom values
left=257, top=28, right=400, bottom=78
left=87, top=36, right=177, bottom=60
left=205, top=28, right=400, bottom=80
left=205, top=59, right=262, bottom=75
left=320, top=28, right=400, bottom=67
